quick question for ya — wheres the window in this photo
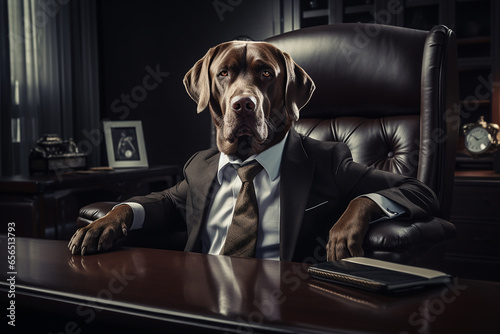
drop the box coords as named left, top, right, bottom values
left=0, top=0, right=100, bottom=175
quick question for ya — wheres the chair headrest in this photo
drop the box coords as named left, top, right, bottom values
left=266, top=24, right=428, bottom=118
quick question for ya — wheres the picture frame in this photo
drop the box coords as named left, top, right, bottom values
left=103, top=120, right=148, bottom=168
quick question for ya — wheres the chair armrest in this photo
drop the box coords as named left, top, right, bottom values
left=76, top=202, right=117, bottom=228
left=364, top=217, right=456, bottom=265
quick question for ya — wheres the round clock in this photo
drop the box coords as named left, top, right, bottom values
left=462, top=116, right=500, bottom=157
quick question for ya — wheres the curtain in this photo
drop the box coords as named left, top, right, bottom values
left=1, top=0, right=100, bottom=175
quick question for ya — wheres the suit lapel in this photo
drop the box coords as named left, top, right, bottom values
left=184, top=151, right=220, bottom=252
left=280, top=129, right=315, bottom=261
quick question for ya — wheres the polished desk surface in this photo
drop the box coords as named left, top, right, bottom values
left=1, top=235, right=499, bottom=333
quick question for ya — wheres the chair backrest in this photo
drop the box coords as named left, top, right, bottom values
left=266, top=24, right=459, bottom=219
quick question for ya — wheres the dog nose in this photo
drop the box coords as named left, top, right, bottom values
left=231, top=96, right=256, bottom=113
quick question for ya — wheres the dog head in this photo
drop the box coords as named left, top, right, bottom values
left=183, top=41, right=315, bottom=159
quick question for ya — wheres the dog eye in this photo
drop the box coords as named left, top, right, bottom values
left=262, top=70, right=272, bottom=77
left=219, top=70, right=228, bottom=77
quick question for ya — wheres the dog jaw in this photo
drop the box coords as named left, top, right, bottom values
left=214, top=107, right=292, bottom=160
left=222, top=106, right=267, bottom=144
left=215, top=128, right=288, bottom=160
left=215, top=124, right=268, bottom=159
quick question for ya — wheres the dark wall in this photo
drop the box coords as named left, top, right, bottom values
left=97, top=0, right=278, bottom=166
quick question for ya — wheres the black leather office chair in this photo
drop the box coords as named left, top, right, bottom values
left=78, top=24, right=458, bottom=266
left=266, top=23, right=458, bottom=265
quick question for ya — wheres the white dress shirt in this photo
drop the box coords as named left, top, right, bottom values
left=202, top=133, right=287, bottom=259
left=124, top=132, right=405, bottom=260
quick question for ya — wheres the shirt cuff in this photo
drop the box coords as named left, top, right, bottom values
left=113, top=202, right=145, bottom=230
left=360, top=193, right=406, bottom=224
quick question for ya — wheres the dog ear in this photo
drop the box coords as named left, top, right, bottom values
left=282, top=52, right=315, bottom=121
left=183, top=47, right=216, bottom=113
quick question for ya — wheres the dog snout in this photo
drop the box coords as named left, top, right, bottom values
left=231, top=96, right=256, bottom=113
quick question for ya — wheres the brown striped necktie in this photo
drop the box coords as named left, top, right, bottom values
left=220, top=162, right=263, bottom=257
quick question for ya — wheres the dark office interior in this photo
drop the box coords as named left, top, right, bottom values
left=0, top=0, right=499, bottom=333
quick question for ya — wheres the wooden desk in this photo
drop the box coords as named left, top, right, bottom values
left=0, top=165, right=181, bottom=240
left=1, top=236, right=499, bottom=333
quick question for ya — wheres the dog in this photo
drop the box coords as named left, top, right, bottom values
left=69, top=40, right=437, bottom=261
left=183, top=40, right=315, bottom=159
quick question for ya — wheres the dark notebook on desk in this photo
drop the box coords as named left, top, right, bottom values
left=308, top=257, right=452, bottom=293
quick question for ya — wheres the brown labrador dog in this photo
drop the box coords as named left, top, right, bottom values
left=183, top=41, right=315, bottom=159
left=68, top=41, right=384, bottom=259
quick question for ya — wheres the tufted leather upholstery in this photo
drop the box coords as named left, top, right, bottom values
left=78, top=24, right=458, bottom=266
left=294, top=116, right=421, bottom=176
left=267, top=24, right=459, bottom=220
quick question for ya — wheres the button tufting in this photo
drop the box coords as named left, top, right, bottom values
left=387, top=151, right=394, bottom=158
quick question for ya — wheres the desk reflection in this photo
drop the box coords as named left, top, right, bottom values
left=68, top=251, right=148, bottom=278
left=182, top=254, right=283, bottom=320
left=63, top=246, right=286, bottom=322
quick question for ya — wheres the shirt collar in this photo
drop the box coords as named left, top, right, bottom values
left=217, top=132, right=289, bottom=184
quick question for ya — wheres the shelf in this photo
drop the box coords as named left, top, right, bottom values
left=344, top=5, right=372, bottom=14
left=455, top=169, right=500, bottom=180
left=405, top=0, right=440, bottom=7
left=460, top=100, right=491, bottom=105
left=457, top=36, right=491, bottom=58
left=303, top=9, right=329, bottom=19
left=458, top=57, right=492, bottom=69
left=457, top=36, right=492, bottom=45
left=455, top=153, right=495, bottom=170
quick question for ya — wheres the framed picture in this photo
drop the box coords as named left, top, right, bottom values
left=103, top=120, right=148, bottom=168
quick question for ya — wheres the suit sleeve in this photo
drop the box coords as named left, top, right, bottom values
left=332, top=143, right=439, bottom=219
left=125, top=152, right=202, bottom=232
left=126, top=180, right=189, bottom=232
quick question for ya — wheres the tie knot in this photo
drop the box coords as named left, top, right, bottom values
left=237, top=162, right=263, bottom=183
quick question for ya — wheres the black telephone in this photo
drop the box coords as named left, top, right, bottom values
left=29, top=134, right=88, bottom=173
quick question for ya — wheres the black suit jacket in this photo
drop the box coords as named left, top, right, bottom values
left=129, top=128, right=438, bottom=262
